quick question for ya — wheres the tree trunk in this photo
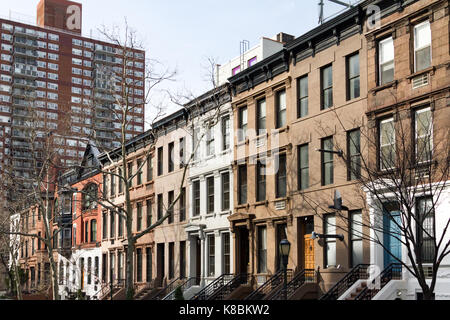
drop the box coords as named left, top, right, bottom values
left=126, top=234, right=135, bottom=300
left=12, top=262, right=22, bottom=300
left=47, top=248, right=59, bottom=300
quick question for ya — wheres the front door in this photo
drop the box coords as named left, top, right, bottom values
left=304, top=234, right=315, bottom=270
left=383, top=203, right=402, bottom=269
left=157, top=243, right=165, bottom=286
left=237, top=227, right=249, bottom=274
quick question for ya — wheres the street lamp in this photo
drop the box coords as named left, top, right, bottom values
left=279, top=239, right=291, bottom=300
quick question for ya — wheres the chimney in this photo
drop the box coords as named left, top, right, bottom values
left=37, top=0, right=82, bottom=34
left=275, top=32, right=295, bottom=44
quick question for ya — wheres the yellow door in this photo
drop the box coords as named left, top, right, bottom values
left=304, top=234, right=315, bottom=270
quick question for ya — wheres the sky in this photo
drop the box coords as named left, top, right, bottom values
left=0, top=0, right=357, bottom=126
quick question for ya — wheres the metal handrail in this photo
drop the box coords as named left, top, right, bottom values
left=162, top=277, right=200, bottom=300
left=208, top=273, right=250, bottom=300
left=191, top=274, right=234, bottom=301
left=355, top=263, right=402, bottom=300
left=152, top=276, right=183, bottom=300
left=245, top=270, right=293, bottom=300
left=270, top=269, right=316, bottom=300
left=320, top=264, right=371, bottom=300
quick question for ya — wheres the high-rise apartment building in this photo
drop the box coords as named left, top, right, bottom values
left=0, top=0, right=145, bottom=189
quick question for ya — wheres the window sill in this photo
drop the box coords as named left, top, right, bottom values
left=254, top=200, right=268, bottom=207
left=220, top=210, right=231, bottom=216
left=236, top=139, right=249, bottom=147
left=236, top=204, right=249, bottom=210
left=370, top=80, right=398, bottom=95
left=406, top=66, right=435, bottom=81
left=272, top=126, right=289, bottom=135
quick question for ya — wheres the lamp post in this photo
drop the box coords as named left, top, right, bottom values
left=279, top=239, right=291, bottom=300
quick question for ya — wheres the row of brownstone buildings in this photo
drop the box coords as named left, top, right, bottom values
left=8, top=0, right=450, bottom=300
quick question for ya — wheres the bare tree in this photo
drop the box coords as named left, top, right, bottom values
left=74, top=20, right=229, bottom=300
left=299, top=104, right=449, bottom=300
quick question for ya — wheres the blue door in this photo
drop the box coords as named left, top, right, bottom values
left=383, top=206, right=402, bottom=269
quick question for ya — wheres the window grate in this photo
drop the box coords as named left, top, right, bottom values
left=412, top=73, right=429, bottom=89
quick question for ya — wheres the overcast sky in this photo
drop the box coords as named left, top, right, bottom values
left=0, top=0, right=357, bottom=125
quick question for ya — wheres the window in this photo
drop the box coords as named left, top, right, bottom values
left=90, top=220, right=97, bottom=243
left=146, top=248, right=152, bottom=282
left=222, top=116, right=230, bottom=151
left=414, top=21, right=431, bottom=72
left=208, top=235, right=215, bottom=276
left=168, top=243, right=174, bottom=279
left=147, top=156, right=153, bottom=181
left=350, top=211, right=363, bottom=267
left=248, top=57, right=257, bottom=67
left=110, top=211, right=115, bottom=238
left=347, top=53, right=360, bottom=100
left=324, top=214, right=336, bottom=268
left=276, top=90, right=286, bottom=129
left=136, top=249, right=143, bottom=282
left=347, top=129, right=361, bottom=180
left=193, top=181, right=200, bottom=216
left=276, top=154, right=287, bottom=198
left=137, top=202, right=143, bottom=231
left=222, top=233, right=231, bottom=274
left=137, top=159, right=143, bottom=185
left=102, top=213, right=107, bottom=240
left=118, top=213, right=124, bottom=237
left=416, top=197, right=435, bottom=263
left=128, top=162, right=133, bottom=187
left=82, top=184, right=97, bottom=211
left=321, top=65, right=333, bottom=109
left=221, top=173, right=230, bottom=211
left=415, top=107, right=432, bottom=163
left=179, top=188, right=186, bottom=221
left=179, top=137, right=185, bottom=168
left=157, top=194, right=163, bottom=220
left=297, top=75, right=308, bottom=118
left=206, top=127, right=215, bottom=156
left=118, top=168, right=123, bottom=193
left=110, top=171, right=116, bottom=196
left=257, top=226, right=267, bottom=273
left=87, top=258, right=92, bottom=285
left=238, top=165, right=247, bottom=205
left=193, top=128, right=200, bottom=160
left=256, top=160, right=266, bottom=202
left=206, top=176, right=214, bottom=214
left=157, top=147, right=163, bottom=176
left=168, top=191, right=174, bottom=224
left=379, top=37, right=394, bottom=85
left=298, top=144, right=309, bottom=190
left=379, top=118, right=395, bottom=170
left=168, top=142, right=174, bottom=172
left=232, top=66, right=240, bottom=75
left=146, top=200, right=152, bottom=227
left=180, top=241, right=186, bottom=279
left=321, top=137, right=334, bottom=186
left=257, top=98, right=266, bottom=135
left=238, top=107, right=247, bottom=142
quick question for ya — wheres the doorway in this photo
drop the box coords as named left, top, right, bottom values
left=236, top=227, right=249, bottom=274
left=157, top=243, right=165, bottom=286
left=299, top=216, right=315, bottom=270
left=383, top=203, right=402, bottom=269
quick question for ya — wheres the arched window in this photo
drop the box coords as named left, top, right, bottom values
left=82, top=184, right=98, bottom=211
left=84, top=221, right=89, bottom=243
left=90, top=220, right=97, bottom=243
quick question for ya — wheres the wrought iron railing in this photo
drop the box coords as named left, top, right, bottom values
left=270, top=269, right=316, bottom=300
left=208, top=274, right=250, bottom=300
left=355, top=264, right=402, bottom=300
left=320, top=264, right=371, bottom=300
left=163, top=277, right=200, bottom=300
left=245, top=270, right=293, bottom=300
left=152, top=277, right=183, bottom=300
left=191, top=274, right=234, bottom=301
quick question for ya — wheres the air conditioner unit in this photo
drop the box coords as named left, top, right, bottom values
left=255, top=137, right=266, bottom=148
left=275, top=200, right=286, bottom=210
left=412, top=73, right=429, bottom=89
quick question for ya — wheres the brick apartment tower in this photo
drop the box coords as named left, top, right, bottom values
left=0, top=0, right=145, bottom=193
